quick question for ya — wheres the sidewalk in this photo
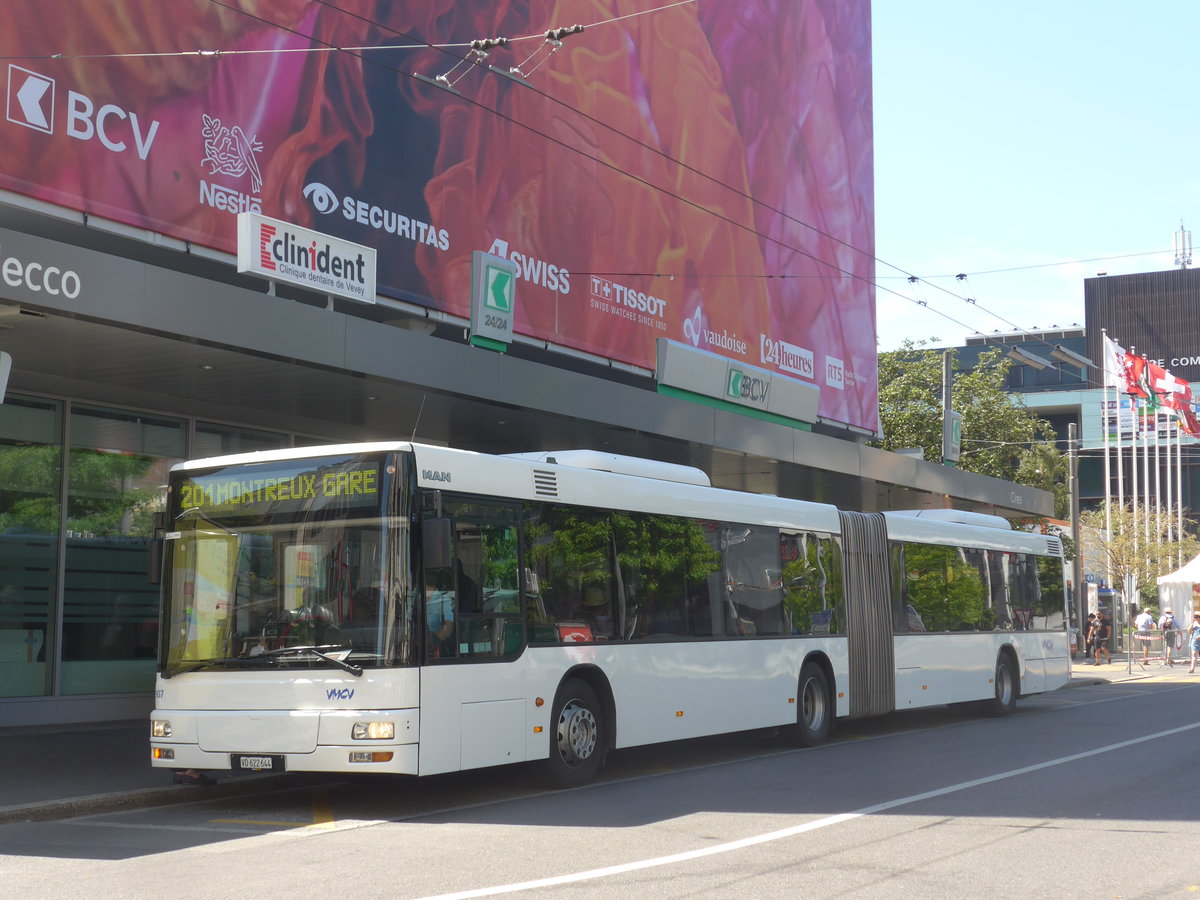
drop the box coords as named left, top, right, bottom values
left=0, top=719, right=290, bottom=824
left=0, top=658, right=1190, bottom=824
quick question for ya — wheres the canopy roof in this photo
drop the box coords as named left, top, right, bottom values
left=1158, top=553, right=1200, bottom=584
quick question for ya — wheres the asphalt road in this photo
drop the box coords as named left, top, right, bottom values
left=2, top=677, right=1199, bottom=899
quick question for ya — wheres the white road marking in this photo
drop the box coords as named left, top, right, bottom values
left=413, top=718, right=1200, bottom=900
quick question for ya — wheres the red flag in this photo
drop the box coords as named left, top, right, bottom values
left=1152, top=366, right=1200, bottom=436
left=1122, top=353, right=1151, bottom=399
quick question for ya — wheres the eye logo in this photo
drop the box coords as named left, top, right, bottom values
left=303, top=182, right=339, bottom=214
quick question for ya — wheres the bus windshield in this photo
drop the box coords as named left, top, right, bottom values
left=158, top=451, right=414, bottom=676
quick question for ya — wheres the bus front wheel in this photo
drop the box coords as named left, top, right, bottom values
left=546, top=678, right=607, bottom=786
left=783, top=661, right=832, bottom=747
left=982, top=654, right=1017, bottom=717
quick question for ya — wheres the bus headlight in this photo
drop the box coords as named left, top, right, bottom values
left=352, top=721, right=394, bottom=740
left=151, top=720, right=173, bottom=738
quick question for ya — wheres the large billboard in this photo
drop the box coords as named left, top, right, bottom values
left=0, top=0, right=878, bottom=433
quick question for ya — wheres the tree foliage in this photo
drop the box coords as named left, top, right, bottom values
left=1078, top=501, right=1200, bottom=599
left=873, top=340, right=1067, bottom=516
left=0, top=444, right=161, bottom=536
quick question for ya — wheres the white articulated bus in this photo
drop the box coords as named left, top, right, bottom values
left=150, top=442, right=1070, bottom=784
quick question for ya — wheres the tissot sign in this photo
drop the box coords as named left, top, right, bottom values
left=0, top=0, right=878, bottom=434
left=237, top=213, right=376, bottom=303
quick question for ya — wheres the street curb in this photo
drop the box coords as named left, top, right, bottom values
left=0, top=773, right=293, bottom=825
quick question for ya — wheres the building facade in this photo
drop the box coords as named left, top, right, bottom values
left=0, top=1, right=1051, bottom=726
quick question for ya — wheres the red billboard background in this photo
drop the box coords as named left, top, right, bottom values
left=0, top=0, right=878, bottom=433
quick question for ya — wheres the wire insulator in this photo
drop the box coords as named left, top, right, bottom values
left=545, top=24, right=585, bottom=41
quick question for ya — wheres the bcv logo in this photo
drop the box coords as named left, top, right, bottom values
left=326, top=688, right=355, bottom=701
left=6, top=64, right=160, bottom=159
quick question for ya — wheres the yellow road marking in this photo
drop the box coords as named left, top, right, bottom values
left=211, top=818, right=309, bottom=827
left=311, top=788, right=336, bottom=829
left=211, top=788, right=337, bottom=829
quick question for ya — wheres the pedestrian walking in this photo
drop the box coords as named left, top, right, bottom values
left=1135, top=607, right=1156, bottom=663
left=1090, top=612, right=1112, bottom=665
left=1084, top=612, right=1095, bottom=660
left=1190, top=611, right=1200, bottom=675
left=1159, top=607, right=1178, bottom=666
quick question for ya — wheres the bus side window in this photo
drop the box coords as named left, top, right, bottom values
left=426, top=502, right=521, bottom=659
left=723, top=524, right=784, bottom=637
left=522, top=504, right=614, bottom=643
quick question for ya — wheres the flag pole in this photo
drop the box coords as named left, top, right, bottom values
left=1179, top=415, right=1186, bottom=569
left=1155, top=408, right=1163, bottom=539
left=1166, top=414, right=1174, bottom=544
left=1102, top=332, right=1113, bottom=589
left=1129, top=345, right=1140, bottom=563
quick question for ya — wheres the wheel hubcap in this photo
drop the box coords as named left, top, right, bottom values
left=556, top=699, right=597, bottom=766
left=801, top=677, right=827, bottom=731
left=998, top=666, right=1013, bottom=705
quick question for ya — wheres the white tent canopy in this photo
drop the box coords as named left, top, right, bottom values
left=1156, top=554, right=1200, bottom=622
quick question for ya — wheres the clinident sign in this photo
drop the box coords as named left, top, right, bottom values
left=237, top=213, right=376, bottom=304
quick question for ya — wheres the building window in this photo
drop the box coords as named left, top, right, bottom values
left=194, top=422, right=290, bottom=458
left=0, top=396, right=62, bottom=699
left=60, top=405, right=185, bottom=695
left=1034, top=365, right=1061, bottom=386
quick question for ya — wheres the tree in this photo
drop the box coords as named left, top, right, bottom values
left=1078, top=501, right=1199, bottom=605
left=873, top=340, right=1068, bottom=516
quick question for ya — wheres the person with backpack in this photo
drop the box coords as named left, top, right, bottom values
left=1090, top=612, right=1112, bottom=665
left=1159, top=608, right=1178, bottom=666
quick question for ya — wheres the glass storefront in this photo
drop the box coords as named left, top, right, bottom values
left=60, top=405, right=185, bottom=695
left=0, top=397, right=302, bottom=703
left=0, top=397, right=62, bottom=699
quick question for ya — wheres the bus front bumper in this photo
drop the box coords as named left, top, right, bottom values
left=149, top=707, right=420, bottom=775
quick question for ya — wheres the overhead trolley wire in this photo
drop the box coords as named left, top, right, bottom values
left=3, top=0, right=1121, bottom=380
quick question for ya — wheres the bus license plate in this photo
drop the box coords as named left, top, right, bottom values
left=233, top=754, right=283, bottom=772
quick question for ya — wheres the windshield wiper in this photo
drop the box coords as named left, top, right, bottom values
left=256, top=644, right=364, bottom=677
left=161, top=657, right=261, bottom=678
left=163, top=644, right=363, bottom=678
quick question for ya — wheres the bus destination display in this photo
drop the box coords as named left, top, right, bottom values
left=177, top=458, right=381, bottom=517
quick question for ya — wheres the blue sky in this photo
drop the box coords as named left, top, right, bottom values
left=872, top=2, right=1199, bottom=351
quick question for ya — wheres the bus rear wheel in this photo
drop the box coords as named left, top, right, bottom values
left=982, top=654, right=1017, bottom=717
left=546, top=678, right=607, bottom=786
left=782, top=661, right=832, bottom=747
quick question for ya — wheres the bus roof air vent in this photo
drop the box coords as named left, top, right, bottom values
left=533, top=469, right=558, bottom=497
left=1044, top=536, right=1064, bottom=556
left=504, top=450, right=711, bottom=486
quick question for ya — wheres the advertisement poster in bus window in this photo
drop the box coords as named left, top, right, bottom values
left=170, top=531, right=236, bottom=662
left=0, top=0, right=878, bottom=434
